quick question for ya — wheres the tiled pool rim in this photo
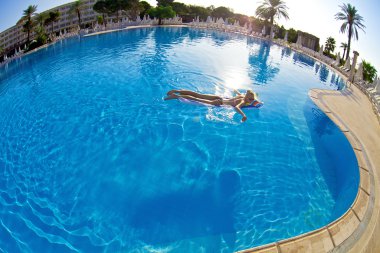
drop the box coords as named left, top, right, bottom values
left=2, top=25, right=376, bottom=252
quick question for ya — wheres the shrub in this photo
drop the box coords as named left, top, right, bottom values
left=276, top=25, right=286, bottom=39
left=287, top=28, right=297, bottom=43
left=363, top=60, right=377, bottom=83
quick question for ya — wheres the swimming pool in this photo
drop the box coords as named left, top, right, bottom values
left=0, top=27, right=358, bottom=252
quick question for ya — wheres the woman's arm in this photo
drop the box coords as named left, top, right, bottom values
left=234, top=89, right=242, bottom=95
left=234, top=101, right=247, bottom=122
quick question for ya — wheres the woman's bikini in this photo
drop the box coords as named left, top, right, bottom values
left=221, top=95, right=246, bottom=106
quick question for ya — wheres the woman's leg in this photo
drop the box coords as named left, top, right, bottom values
left=168, top=90, right=222, bottom=100
left=176, top=94, right=222, bottom=106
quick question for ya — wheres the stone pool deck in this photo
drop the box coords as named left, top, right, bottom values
left=238, top=82, right=380, bottom=252
left=310, top=84, right=380, bottom=253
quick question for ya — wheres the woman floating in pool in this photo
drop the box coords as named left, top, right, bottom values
left=165, top=89, right=260, bottom=122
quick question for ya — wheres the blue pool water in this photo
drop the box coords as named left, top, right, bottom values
left=0, top=27, right=358, bottom=252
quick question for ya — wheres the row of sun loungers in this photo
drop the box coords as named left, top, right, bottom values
left=0, top=29, right=80, bottom=67
left=354, top=78, right=380, bottom=115
left=88, top=16, right=183, bottom=35
left=189, top=19, right=379, bottom=114
left=271, top=37, right=380, bottom=117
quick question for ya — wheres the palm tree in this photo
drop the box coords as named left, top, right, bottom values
left=340, top=42, right=348, bottom=60
left=324, top=37, right=336, bottom=55
left=335, top=3, right=365, bottom=61
left=93, top=1, right=110, bottom=27
left=70, top=0, right=84, bottom=29
left=46, top=11, right=60, bottom=35
left=18, top=5, right=38, bottom=45
left=36, top=12, right=49, bottom=27
left=256, top=0, right=289, bottom=37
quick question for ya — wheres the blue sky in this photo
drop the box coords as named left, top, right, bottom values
left=1, top=0, right=379, bottom=72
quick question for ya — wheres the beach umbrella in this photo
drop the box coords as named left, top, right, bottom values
left=354, top=62, right=363, bottom=81
left=248, top=23, right=252, bottom=34
left=270, top=26, right=274, bottom=38
left=335, top=52, right=341, bottom=65
left=319, top=45, right=324, bottom=55
left=296, top=35, right=302, bottom=45
left=344, top=56, right=351, bottom=70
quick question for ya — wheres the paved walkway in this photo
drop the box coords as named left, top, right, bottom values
left=311, top=83, right=380, bottom=253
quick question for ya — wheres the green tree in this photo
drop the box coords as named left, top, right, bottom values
left=127, top=0, right=142, bottom=20
left=335, top=3, right=365, bottom=61
left=45, top=11, right=60, bottom=35
left=171, top=2, right=189, bottom=16
left=148, top=6, right=175, bottom=25
left=363, top=60, right=377, bottom=83
left=97, top=15, right=104, bottom=25
left=18, top=5, right=38, bottom=45
left=36, top=12, right=49, bottom=27
left=287, top=28, right=297, bottom=43
left=93, top=0, right=111, bottom=27
left=108, top=0, right=130, bottom=22
left=139, top=1, right=152, bottom=18
left=256, top=0, right=289, bottom=35
left=234, top=13, right=250, bottom=27
left=188, top=5, right=210, bottom=21
left=340, top=42, right=348, bottom=60
left=28, top=25, right=48, bottom=51
left=70, top=0, right=84, bottom=28
left=276, top=25, right=286, bottom=39
left=34, top=25, right=48, bottom=45
left=207, top=5, right=215, bottom=13
left=211, top=6, right=233, bottom=19
left=157, top=0, right=174, bottom=7
left=324, top=36, right=336, bottom=55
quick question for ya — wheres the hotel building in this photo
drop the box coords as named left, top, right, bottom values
left=0, top=0, right=98, bottom=54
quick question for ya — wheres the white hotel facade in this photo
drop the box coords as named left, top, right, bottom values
left=0, top=0, right=99, bottom=54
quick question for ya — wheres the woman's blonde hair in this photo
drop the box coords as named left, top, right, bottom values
left=246, top=90, right=256, bottom=99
